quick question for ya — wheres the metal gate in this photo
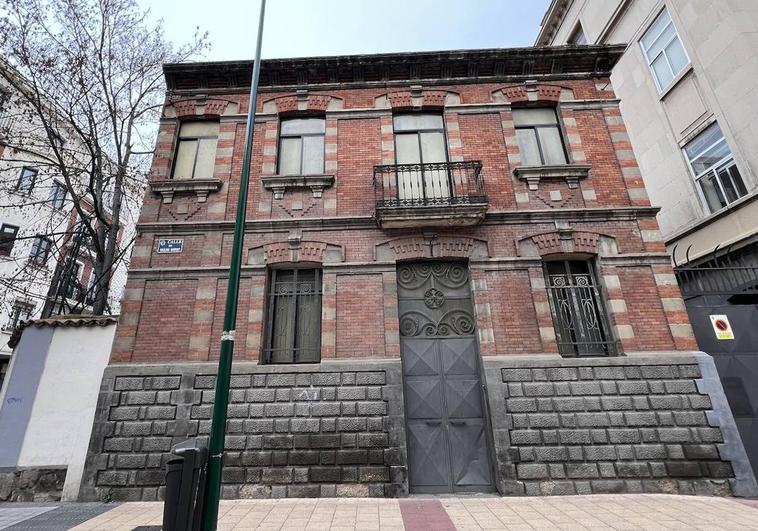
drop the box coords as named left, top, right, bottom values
left=397, top=261, right=494, bottom=493
left=675, top=244, right=758, bottom=479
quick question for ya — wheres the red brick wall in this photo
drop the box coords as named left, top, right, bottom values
left=110, top=72, right=694, bottom=364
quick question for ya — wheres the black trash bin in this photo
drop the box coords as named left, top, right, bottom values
left=162, top=439, right=208, bottom=531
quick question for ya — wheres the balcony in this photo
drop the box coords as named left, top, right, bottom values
left=373, top=161, right=488, bottom=229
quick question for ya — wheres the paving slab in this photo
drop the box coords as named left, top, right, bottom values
left=66, top=494, right=758, bottom=531
left=0, top=503, right=117, bottom=531
left=0, top=507, right=56, bottom=530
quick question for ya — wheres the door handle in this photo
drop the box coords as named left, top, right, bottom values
left=425, top=420, right=441, bottom=426
left=449, top=420, right=466, bottom=426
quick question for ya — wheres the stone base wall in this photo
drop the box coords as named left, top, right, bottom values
left=78, top=361, right=407, bottom=501
left=0, top=468, right=67, bottom=502
left=80, top=352, right=756, bottom=501
left=483, top=352, right=756, bottom=496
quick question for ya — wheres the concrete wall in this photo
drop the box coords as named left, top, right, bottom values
left=541, top=0, right=758, bottom=261
left=0, top=321, right=115, bottom=500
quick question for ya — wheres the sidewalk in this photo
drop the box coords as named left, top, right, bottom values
left=67, top=494, right=758, bottom=531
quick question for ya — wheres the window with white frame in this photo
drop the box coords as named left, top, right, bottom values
left=4, top=300, right=35, bottom=331
left=640, top=7, right=689, bottom=92
left=684, top=123, right=747, bottom=213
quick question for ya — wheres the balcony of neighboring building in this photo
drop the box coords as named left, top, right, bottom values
left=373, top=160, right=488, bottom=229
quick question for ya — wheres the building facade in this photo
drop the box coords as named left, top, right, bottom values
left=0, top=62, right=131, bottom=371
left=80, top=46, right=756, bottom=501
left=536, top=0, right=758, bottom=483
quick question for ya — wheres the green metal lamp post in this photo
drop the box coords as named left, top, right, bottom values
left=201, top=1, right=266, bottom=529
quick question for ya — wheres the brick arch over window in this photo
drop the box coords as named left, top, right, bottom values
left=516, top=230, right=619, bottom=257
left=375, top=236, right=489, bottom=261
left=491, top=83, right=572, bottom=105
left=165, top=98, right=233, bottom=119
left=374, top=89, right=461, bottom=110
left=261, top=94, right=344, bottom=115
left=248, top=240, right=345, bottom=265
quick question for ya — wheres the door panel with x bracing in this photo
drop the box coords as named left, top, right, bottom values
left=397, top=262, right=494, bottom=493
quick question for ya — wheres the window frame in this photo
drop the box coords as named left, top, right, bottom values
left=640, top=7, right=690, bottom=93
left=569, top=23, right=587, bottom=45
left=49, top=180, right=67, bottom=209
left=170, top=120, right=220, bottom=180
left=4, top=300, right=35, bottom=331
left=262, top=266, right=323, bottom=364
left=543, top=258, right=614, bottom=357
left=513, top=107, right=569, bottom=166
left=276, top=117, right=326, bottom=176
left=683, top=123, right=747, bottom=214
left=0, top=224, right=19, bottom=256
left=16, top=167, right=38, bottom=193
left=29, top=235, right=52, bottom=266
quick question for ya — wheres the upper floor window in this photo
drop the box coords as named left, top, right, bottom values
left=393, top=114, right=450, bottom=201
left=641, top=7, right=689, bottom=92
left=545, top=259, right=613, bottom=357
left=264, top=268, right=322, bottom=364
left=278, top=118, right=325, bottom=175
left=16, top=167, right=37, bottom=193
left=49, top=180, right=67, bottom=209
left=684, top=123, right=747, bottom=214
left=513, top=108, right=567, bottom=166
left=4, top=300, right=34, bottom=331
left=0, top=224, right=19, bottom=256
left=29, top=236, right=52, bottom=265
left=172, top=121, right=219, bottom=179
left=569, top=24, right=587, bottom=45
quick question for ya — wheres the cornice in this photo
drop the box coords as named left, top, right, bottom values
left=163, top=45, right=624, bottom=93
left=135, top=206, right=660, bottom=234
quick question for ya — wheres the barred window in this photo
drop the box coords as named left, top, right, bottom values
left=545, top=260, right=613, bottom=356
left=172, top=121, right=219, bottom=179
left=278, top=118, right=325, bottom=175
left=264, top=268, right=322, bottom=363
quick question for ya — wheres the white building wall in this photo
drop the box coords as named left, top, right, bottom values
left=12, top=322, right=115, bottom=500
left=538, top=0, right=758, bottom=262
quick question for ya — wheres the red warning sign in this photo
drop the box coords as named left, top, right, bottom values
left=709, top=315, right=734, bottom=340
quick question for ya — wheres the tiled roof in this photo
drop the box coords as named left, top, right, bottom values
left=7, top=314, right=118, bottom=349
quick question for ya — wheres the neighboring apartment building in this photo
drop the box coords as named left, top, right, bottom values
left=536, top=0, right=758, bottom=482
left=0, top=63, right=131, bottom=369
left=79, top=45, right=756, bottom=502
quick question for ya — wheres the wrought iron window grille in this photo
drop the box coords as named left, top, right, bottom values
left=263, top=268, right=322, bottom=364
left=373, top=160, right=487, bottom=208
left=544, top=260, right=614, bottom=357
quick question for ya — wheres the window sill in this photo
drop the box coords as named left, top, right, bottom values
left=262, top=174, right=335, bottom=200
left=657, top=64, right=693, bottom=101
left=513, top=164, right=591, bottom=190
left=149, top=178, right=223, bottom=204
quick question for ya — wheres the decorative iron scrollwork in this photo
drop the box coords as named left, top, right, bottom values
left=423, top=288, right=445, bottom=309
left=397, top=263, right=468, bottom=290
left=399, top=309, right=475, bottom=337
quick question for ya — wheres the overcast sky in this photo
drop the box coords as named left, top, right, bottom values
left=141, top=0, right=550, bottom=61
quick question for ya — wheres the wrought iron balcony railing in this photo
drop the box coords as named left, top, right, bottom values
left=373, top=160, right=487, bottom=208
